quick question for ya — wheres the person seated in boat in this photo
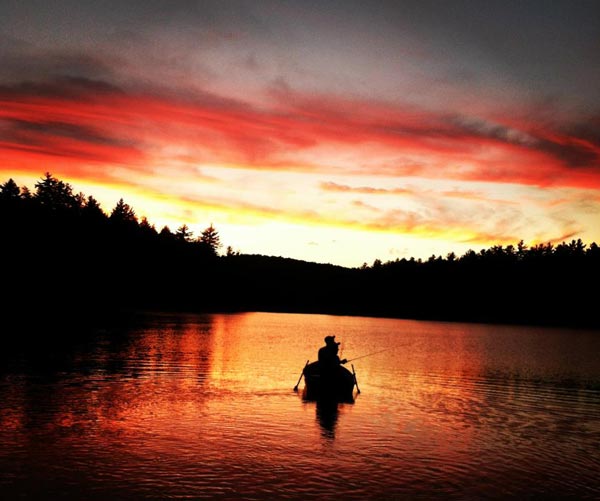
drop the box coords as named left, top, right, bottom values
left=318, top=336, right=347, bottom=369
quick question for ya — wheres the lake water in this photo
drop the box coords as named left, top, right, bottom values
left=1, top=312, right=599, bottom=499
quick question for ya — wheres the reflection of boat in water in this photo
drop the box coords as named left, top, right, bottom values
left=302, top=361, right=357, bottom=402
left=315, top=399, right=340, bottom=438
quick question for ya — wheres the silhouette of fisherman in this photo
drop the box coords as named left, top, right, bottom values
left=318, top=336, right=347, bottom=370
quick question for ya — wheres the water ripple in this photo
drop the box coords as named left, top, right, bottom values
left=1, top=313, right=599, bottom=499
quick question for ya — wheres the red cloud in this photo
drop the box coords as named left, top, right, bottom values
left=1, top=78, right=599, bottom=189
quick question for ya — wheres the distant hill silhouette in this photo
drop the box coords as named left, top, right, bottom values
left=1, top=173, right=599, bottom=331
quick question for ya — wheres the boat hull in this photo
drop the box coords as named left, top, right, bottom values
left=302, top=361, right=356, bottom=402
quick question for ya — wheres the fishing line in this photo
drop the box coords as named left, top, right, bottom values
left=345, top=348, right=390, bottom=363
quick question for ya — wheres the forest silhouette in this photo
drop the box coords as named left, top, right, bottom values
left=1, top=173, right=598, bottom=332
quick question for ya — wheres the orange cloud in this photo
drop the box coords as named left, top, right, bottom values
left=320, top=181, right=519, bottom=205
left=320, top=181, right=413, bottom=195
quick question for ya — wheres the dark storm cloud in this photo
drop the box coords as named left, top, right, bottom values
left=1, top=118, right=136, bottom=148
left=0, top=115, right=144, bottom=164
left=450, top=115, right=600, bottom=169
left=0, top=76, right=124, bottom=100
left=0, top=49, right=115, bottom=84
left=535, top=137, right=600, bottom=169
left=449, top=117, right=533, bottom=145
left=570, top=115, right=600, bottom=151
left=0, top=50, right=243, bottom=115
left=0, top=33, right=125, bottom=96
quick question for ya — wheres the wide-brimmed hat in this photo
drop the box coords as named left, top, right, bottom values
left=324, top=335, right=340, bottom=346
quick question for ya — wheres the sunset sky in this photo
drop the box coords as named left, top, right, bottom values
left=1, top=1, right=599, bottom=267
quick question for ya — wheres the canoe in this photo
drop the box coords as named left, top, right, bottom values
left=302, top=361, right=356, bottom=402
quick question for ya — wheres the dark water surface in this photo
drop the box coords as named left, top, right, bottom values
left=1, top=312, right=599, bottom=499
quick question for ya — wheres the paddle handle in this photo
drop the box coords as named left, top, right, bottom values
left=293, top=360, right=309, bottom=391
left=352, top=364, right=361, bottom=394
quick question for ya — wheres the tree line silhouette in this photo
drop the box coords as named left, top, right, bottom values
left=1, top=173, right=598, bottom=330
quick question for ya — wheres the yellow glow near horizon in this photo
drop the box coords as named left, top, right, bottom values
left=5, top=165, right=598, bottom=268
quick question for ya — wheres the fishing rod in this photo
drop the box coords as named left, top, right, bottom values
left=344, top=348, right=390, bottom=363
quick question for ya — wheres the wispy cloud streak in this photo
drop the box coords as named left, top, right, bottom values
left=1, top=74, right=599, bottom=190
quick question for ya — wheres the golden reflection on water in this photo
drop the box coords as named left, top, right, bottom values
left=1, top=312, right=599, bottom=499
